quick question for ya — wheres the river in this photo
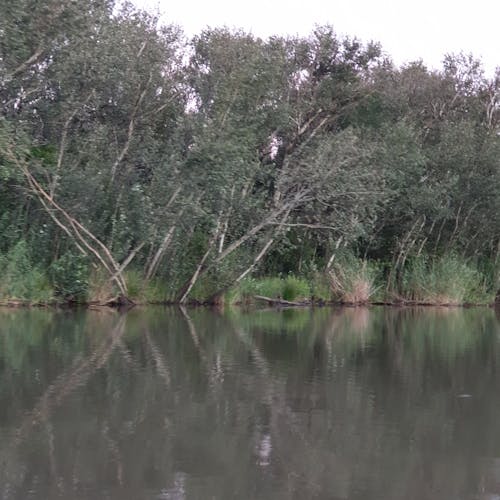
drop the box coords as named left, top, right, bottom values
left=0, top=306, right=499, bottom=499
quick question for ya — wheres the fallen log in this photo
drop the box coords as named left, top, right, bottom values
left=253, top=295, right=309, bottom=307
left=97, top=295, right=136, bottom=308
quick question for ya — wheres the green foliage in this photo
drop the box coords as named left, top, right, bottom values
left=31, top=144, right=56, bottom=168
left=0, top=240, right=54, bottom=303
left=50, top=252, right=89, bottom=302
left=309, top=273, right=332, bottom=301
left=282, top=276, right=311, bottom=301
left=142, top=280, right=173, bottom=303
left=125, top=269, right=174, bottom=303
left=399, top=254, right=492, bottom=305
left=1, top=0, right=500, bottom=305
left=227, top=275, right=311, bottom=304
left=253, top=277, right=288, bottom=299
left=329, top=254, right=381, bottom=303
left=87, top=267, right=115, bottom=303
left=0, top=119, right=23, bottom=182
left=124, top=269, right=144, bottom=301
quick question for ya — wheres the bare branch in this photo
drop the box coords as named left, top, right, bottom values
left=110, top=74, right=153, bottom=182
left=5, top=46, right=44, bottom=81
left=178, top=217, right=222, bottom=304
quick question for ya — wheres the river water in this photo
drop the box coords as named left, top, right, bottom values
left=1, top=306, right=500, bottom=499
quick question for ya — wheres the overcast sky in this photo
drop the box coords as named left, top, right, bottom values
left=133, top=0, right=499, bottom=76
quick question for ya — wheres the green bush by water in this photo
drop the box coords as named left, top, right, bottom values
left=309, top=273, right=332, bottom=301
left=125, top=269, right=175, bottom=303
left=50, top=251, right=89, bottom=302
left=0, top=240, right=54, bottom=303
left=282, top=276, right=311, bottom=301
left=227, top=275, right=312, bottom=304
left=329, top=254, right=381, bottom=303
left=398, top=254, right=492, bottom=304
left=0, top=242, right=495, bottom=307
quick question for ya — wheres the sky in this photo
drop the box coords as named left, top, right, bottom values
left=133, top=0, right=499, bottom=76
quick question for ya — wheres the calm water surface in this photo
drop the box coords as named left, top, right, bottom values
left=1, top=306, right=500, bottom=499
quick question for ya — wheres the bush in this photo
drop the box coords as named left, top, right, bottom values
left=309, top=272, right=332, bottom=301
left=399, top=254, right=491, bottom=305
left=125, top=270, right=173, bottom=303
left=125, top=269, right=144, bottom=301
left=50, top=251, right=89, bottom=302
left=329, top=254, right=380, bottom=304
left=0, top=240, right=54, bottom=303
left=87, top=266, right=115, bottom=303
left=282, top=275, right=310, bottom=301
left=226, top=275, right=311, bottom=304
left=143, top=279, right=173, bottom=303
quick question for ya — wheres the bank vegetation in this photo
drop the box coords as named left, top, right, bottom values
left=1, top=0, right=500, bottom=306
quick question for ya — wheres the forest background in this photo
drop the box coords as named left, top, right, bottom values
left=1, top=0, right=499, bottom=306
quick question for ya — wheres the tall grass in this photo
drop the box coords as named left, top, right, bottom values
left=0, top=242, right=494, bottom=307
left=86, top=268, right=176, bottom=304
left=398, top=254, right=492, bottom=305
left=86, top=266, right=115, bottom=303
left=329, top=255, right=380, bottom=304
left=0, top=241, right=54, bottom=303
left=282, top=275, right=311, bottom=301
left=124, top=269, right=174, bottom=303
left=227, top=275, right=311, bottom=304
left=309, top=273, right=332, bottom=301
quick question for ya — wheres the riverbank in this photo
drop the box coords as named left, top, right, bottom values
left=1, top=292, right=496, bottom=310
left=0, top=253, right=497, bottom=309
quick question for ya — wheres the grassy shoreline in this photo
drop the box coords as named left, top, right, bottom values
left=1, top=299, right=496, bottom=309
left=1, top=252, right=498, bottom=309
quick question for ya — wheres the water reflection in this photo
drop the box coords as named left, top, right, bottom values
left=0, top=306, right=499, bottom=499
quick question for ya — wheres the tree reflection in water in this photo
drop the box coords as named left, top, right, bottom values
left=0, top=306, right=499, bottom=499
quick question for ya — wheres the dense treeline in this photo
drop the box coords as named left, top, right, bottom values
left=1, top=0, right=499, bottom=304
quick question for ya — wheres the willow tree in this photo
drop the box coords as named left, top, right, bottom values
left=163, top=28, right=384, bottom=301
left=0, top=0, right=185, bottom=298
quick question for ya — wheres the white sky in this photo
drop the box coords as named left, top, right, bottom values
left=133, top=0, right=499, bottom=76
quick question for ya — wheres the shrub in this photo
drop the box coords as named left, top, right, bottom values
left=227, top=275, right=311, bottom=304
left=87, top=266, right=115, bottom=303
left=254, top=277, right=284, bottom=298
left=50, top=251, right=89, bottom=302
left=0, top=240, right=54, bottom=303
left=309, top=272, right=332, bottom=301
left=399, top=254, right=491, bottom=305
left=329, top=254, right=380, bottom=304
left=124, top=269, right=144, bottom=301
left=143, top=279, right=173, bottom=303
left=282, top=275, right=310, bottom=301
left=124, top=269, right=173, bottom=303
